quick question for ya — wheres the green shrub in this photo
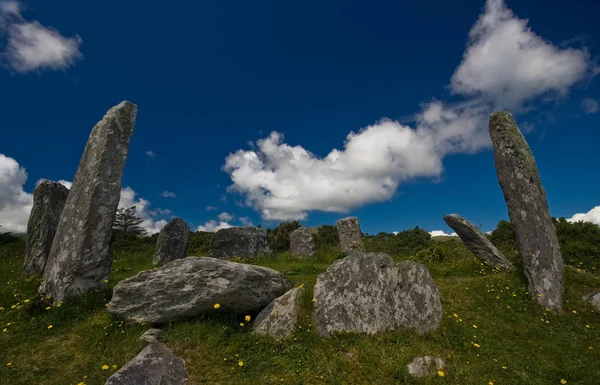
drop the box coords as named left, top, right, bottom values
left=267, top=220, right=301, bottom=253
left=189, top=231, right=213, bottom=256
left=363, top=227, right=431, bottom=256
left=314, top=225, right=339, bottom=249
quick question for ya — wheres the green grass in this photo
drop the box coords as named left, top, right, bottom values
left=1, top=241, right=599, bottom=385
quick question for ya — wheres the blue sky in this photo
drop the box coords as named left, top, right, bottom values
left=0, top=0, right=599, bottom=236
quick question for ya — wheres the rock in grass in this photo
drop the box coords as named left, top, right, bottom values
left=289, top=227, right=316, bottom=257
left=209, top=226, right=273, bottom=259
left=23, top=180, right=69, bottom=277
left=252, top=287, right=305, bottom=339
left=39, top=102, right=137, bottom=303
left=407, top=356, right=445, bottom=377
left=336, top=216, right=363, bottom=254
left=583, top=291, right=600, bottom=312
left=108, top=257, right=292, bottom=324
left=138, top=328, right=162, bottom=345
left=104, top=342, right=188, bottom=385
left=153, top=218, right=190, bottom=265
left=490, top=111, right=564, bottom=311
left=443, top=213, right=514, bottom=271
left=312, top=251, right=442, bottom=336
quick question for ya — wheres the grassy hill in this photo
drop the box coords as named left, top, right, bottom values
left=1, top=238, right=599, bottom=385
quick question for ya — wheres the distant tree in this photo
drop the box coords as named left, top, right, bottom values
left=314, top=225, right=340, bottom=249
left=268, top=220, right=301, bottom=252
left=363, top=226, right=431, bottom=256
left=0, top=225, right=21, bottom=246
left=113, top=206, right=147, bottom=235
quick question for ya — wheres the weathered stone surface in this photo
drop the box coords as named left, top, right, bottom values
left=252, top=287, right=305, bottom=339
left=336, top=217, right=363, bottom=254
left=23, top=181, right=69, bottom=277
left=407, top=356, right=445, bottom=377
left=139, top=328, right=162, bottom=345
left=289, top=227, right=316, bottom=257
left=39, top=101, right=137, bottom=303
left=104, top=342, right=188, bottom=385
left=490, top=111, right=564, bottom=310
left=583, top=291, right=600, bottom=312
left=108, top=257, right=292, bottom=324
left=208, top=226, right=273, bottom=259
left=312, top=251, right=442, bottom=336
left=153, top=218, right=190, bottom=265
left=443, top=214, right=515, bottom=271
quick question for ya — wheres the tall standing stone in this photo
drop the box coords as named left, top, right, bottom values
left=153, top=218, right=190, bottom=265
left=23, top=181, right=69, bottom=276
left=443, top=214, right=515, bottom=271
left=289, top=227, right=316, bottom=257
left=336, top=217, right=363, bottom=254
left=489, top=111, right=564, bottom=310
left=39, top=101, right=138, bottom=303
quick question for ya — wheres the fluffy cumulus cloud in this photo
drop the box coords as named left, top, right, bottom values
left=568, top=206, right=600, bottom=226
left=582, top=98, right=599, bottom=114
left=217, top=212, right=234, bottom=221
left=196, top=220, right=232, bottom=232
left=239, top=216, right=253, bottom=226
left=429, top=230, right=458, bottom=237
left=0, top=154, right=33, bottom=232
left=118, top=187, right=170, bottom=234
left=0, top=1, right=83, bottom=73
left=224, top=0, right=597, bottom=221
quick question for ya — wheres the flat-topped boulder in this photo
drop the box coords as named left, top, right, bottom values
left=312, top=251, right=442, bottom=336
left=108, top=257, right=292, bottom=324
left=209, top=226, right=273, bottom=259
left=490, top=111, right=564, bottom=311
left=336, top=217, right=363, bottom=254
left=23, top=180, right=69, bottom=277
left=443, top=214, right=514, bottom=271
left=153, top=218, right=190, bottom=265
left=289, top=227, right=316, bottom=257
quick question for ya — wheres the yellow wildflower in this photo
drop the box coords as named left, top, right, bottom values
left=24, top=299, right=30, bottom=303
left=560, top=380, right=567, bottom=384
left=213, top=303, right=221, bottom=309
left=104, top=280, right=109, bottom=283
left=102, top=365, right=109, bottom=370
left=112, top=364, right=117, bottom=369
left=45, top=307, right=51, bottom=310
left=572, top=310, right=577, bottom=314
left=240, top=323, right=244, bottom=327
left=473, top=343, right=481, bottom=348
left=2, top=328, right=6, bottom=333
left=6, top=362, right=12, bottom=366
left=489, top=382, right=494, bottom=385
left=6, top=323, right=11, bottom=326
left=11, top=305, right=16, bottom=309
left=312, top=298, right=316, bottom=302
left=453, top=313, right=458, bottom=318
left=47, top=325, right=53, bottom=329
left=437, top=370, right=445, bottom=377
left=473, top=324, right=478, bottom=329
left=238, top=361, right=244, bottom=367
left=245, top=315, right=251, bottom=322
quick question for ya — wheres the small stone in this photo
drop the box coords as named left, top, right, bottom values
left=209, top=226, right=273, bottom=259
left=252, top=287, right=305, bottom=339
left=407, top=356, right=445, bottom=377
left=336, top=217, right=363, bottom=254
left=138, top=328, right=162, bottom=345
left=153, top=218, right=190, bottom=265
left=289, top=227, right=316, bottom=257
left=583, top=291, right=600, bottom=312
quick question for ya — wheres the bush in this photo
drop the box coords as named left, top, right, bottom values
left=189, top=231, right=213, bottom=255
left=363, top=227, right=432, bottom=256
left=0, top=232, right=22, bottom=246
left=267, top=220, right=301, bottom=253
left=314, top=225, right=340, bottom=249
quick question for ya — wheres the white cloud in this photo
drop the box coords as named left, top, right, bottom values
left=217, top=212, right=233, bottom=221
left=145, top=150, right=157, bottom=159
left=196, top=220, right=232, bottom=232
left=223, top=0, right=597, bottom=221
left=0, top=153, right=32, bottom=232
left=206, top=205, right=218, bottom=212
left=160, top=191, right=176, bottom=198
left=582, top=98, right=599, bottom=114
left=239, top=216, right=253, bottom=226
left=0, top=1, right=83, bottom=73
left=119, top=187, right=169, bottom=234
left=429, top=230, right=458, bottom=237
left=568, top=206, right=600, bottom=226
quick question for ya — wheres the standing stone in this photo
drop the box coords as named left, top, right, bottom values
left=208, top=226, right=273, bottom=259
left=312, top=251, right=442, bottom=336
left=336, top=216, right=363, bottom=254
left=252, top=287, right=305, bottom=340
left=489, top=111, right=564, bottom=311
left=39, top=101, right=138, bottom=303
left=289, top=227, right=316, bottom=257
left=443, top=214, right=515, bottom=271
left=153, top=218, right=190, bottom=265
left=22, top=181, right=69, bottom=276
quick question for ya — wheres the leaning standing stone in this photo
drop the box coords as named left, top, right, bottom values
left=39, top=101, right=138, bottom=303
left=252, top=287, right=305, bottom=339
left=289, top=227, right=316, bottom=257
left=312, top=251, right=442, bottom=336
left=489, top=111, right=564, bottom=310
left=153, top=218, right=190, bottom=265
left=336, top=216, right=363, bottom=254
left=443, top=214, right=514, bottom=271
left=23, top=181, right=69, bottom=276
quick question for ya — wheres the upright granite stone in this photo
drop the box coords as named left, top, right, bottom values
left=490, top=111, right=564, bottom=310
left=312, top=251, right=442, bottom=336
left=153, top=218, right=190, bottom=265
left=289, top=227, right=316, bottom=257
left=22, top=181, right=69, bottom=277
left=443, top=214, right=515, bottom=271
left=336, top=216, right=363, bottom=254
left=39, top=101, right=138, bottom=303
left=209, top=226, right=273, bottom=259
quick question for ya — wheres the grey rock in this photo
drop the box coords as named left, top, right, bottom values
left=443, top=214, right=515, bottom=271
left=108, top=256, right=292, bottom=324
left=336, top=217, right=363, bottom=254
left=139, top=328, right=162, bottom=345
left=583, top=291, right=600, bottom=312
left=490, top=111, right=564, bottom=311
left=23, top=181, right=69, bottom=277
left=312, top=251, right=442, bottom=336
left=208, top=226, right=273, bottom=260
left=252, top=287, right=305, bottom=339
left=153, top=218, right=190, bottom=265
left=289, top=227, right=316, bottom=257
left=39, top=102, right=137, bottom=303
left=407, top=356, right=445, bottom=377
left=104, top=342, right=188, bottom=385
